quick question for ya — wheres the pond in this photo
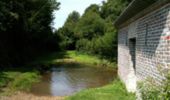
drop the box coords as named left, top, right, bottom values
left=30, top=63, right=116, bottom=96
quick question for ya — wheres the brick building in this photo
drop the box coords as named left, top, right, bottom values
left=115, top=0, right=170, bottom=92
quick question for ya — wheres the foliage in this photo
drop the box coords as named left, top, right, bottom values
left=57, top=0, right=132, bottom=61
left=31, top=50, right=116, bottom=69
left=0, top=0, right=60, bottom=67
left=8, top=72, right=40, bottom=92
left=138, top=71, right=170, bottom=100
left=0, top=71, right=40, bottom=95
left=76, top=31, right=117, bottom=60
left=66, top=79, right=135, bottom=100
left=67, top=51, right=117, bottom=68
left=74, top=7, right=105, bottom=40
left=84, top=4, right=100, bottom=14
left=100, top=0, right=131, bottom=21
left=57, top=11, right=80, bottom=50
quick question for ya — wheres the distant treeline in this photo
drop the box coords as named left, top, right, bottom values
left=56, top=0, right=132, bottom=61
left=0, top=0, right=60, bottom=67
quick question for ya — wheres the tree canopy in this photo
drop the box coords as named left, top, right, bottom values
left=57, top=0, right=132, bottom=60
left=57, top=11, right=80, bottom=50
left=0, top=0, right=60, bottom=67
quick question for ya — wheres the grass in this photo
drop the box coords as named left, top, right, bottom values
left=67, top=51, right=117, bottom=68
left=66, top=79, right=135, bottom=100
left=0, top=70, right=40, bottom=95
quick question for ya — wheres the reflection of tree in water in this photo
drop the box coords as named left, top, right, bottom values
left=52, top=63, right=116, bottom=95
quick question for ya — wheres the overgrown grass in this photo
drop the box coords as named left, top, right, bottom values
left=67, top=51, right=117, bottom=68
left=0, top=70, right=40, bottom=95
left=8, top=72, right=40, bottom=92
left=138, top=70, right=170, bottom=100
left=66, top=79, right=135, bottom=100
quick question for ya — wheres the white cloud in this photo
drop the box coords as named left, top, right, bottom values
left=53, top=0, right=105, bottom=30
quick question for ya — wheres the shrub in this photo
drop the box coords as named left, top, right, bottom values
left=138, top=71, right=170, bottom=100
left=9, top=72, right=40, bottom=92
left=76, top=32, right=117, bottom=61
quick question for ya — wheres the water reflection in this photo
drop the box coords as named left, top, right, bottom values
left=31, top=64, right=116, bottom=96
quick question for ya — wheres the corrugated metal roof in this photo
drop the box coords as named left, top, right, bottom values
left=114, top=0, right=164, bottom=27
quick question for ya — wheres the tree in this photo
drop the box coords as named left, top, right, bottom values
left=74, top=0, right=132, bottom=60
left=100, top=0, right=131, bottom=20
left=75, top=5, right=105, bottom=40
left=57, top=11, right=80, bottom=50
left=56, top=0, right=132, bottom=60
left=0, top=0, right=60, bottom=67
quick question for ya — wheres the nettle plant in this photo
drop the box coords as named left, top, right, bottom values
left=138, top=66, right=170, bottom=100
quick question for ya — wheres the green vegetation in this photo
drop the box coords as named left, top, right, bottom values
left=0, top=0, right=136, bottom=99
left=138, top=70, right=170, bottom=100
left=0, top=0, right=60, bottom=67
left=0, top=70, right=40, bottom=95
left=66, top=79, right=135, bottom=100
left=58, top=11, right=80, bottom=50
left=56, top=0, right=132, bottom=60
left=67, top=51, right=117, bottom=68
left=8, top=72, right=39, bottom=92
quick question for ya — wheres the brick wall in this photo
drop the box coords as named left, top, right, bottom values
left=136, top=4, right=170, bottom=82
left=118, top=3, right=170, bottom=89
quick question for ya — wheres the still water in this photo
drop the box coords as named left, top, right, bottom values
left=30, top=63, right=116, bottom=96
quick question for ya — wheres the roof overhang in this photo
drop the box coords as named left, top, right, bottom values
left=114, top=0, right=169, bottom=28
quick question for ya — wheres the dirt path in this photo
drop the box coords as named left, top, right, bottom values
left=0, top=92, right=65, bottom=100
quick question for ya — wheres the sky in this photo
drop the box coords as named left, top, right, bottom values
left=52, top=0, right=105, bottom=30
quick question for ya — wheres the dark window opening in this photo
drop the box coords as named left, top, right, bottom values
left=129, top=38, right=136, bottom=73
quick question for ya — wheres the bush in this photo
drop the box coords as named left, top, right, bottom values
left=9, top=72, right=40, bottom=92
left=76, top=32, right=117, bottom=61
left=138, top=71, right=170, bottom=100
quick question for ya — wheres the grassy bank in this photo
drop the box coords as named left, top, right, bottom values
left=67, top=51, right=117, bottom=68
left=0, top=70, right=40, bottom=95
left=66, top=79, right=135, bottom=100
